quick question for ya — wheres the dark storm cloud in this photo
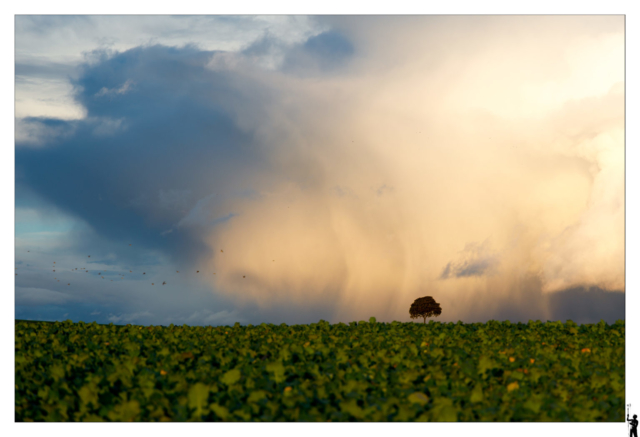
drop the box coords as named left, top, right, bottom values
left=445, top=272, right=625, bottom=325
left=547, top=286, right=625, bottom=325
left=15, top=44, right=273, bottom=267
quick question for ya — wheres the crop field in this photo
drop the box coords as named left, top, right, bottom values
left=15, top=318, right=624, bottom=422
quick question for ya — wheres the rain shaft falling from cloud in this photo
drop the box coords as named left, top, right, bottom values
left=196, top=16, right=624, bottom=323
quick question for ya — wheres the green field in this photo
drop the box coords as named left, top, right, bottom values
left=15, top=318, right=624, bottom=421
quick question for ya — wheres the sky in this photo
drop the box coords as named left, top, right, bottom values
left=13, top=14, right=627, bottom=327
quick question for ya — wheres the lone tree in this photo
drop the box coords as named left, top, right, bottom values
left=409, top=296, right=442, bottom=324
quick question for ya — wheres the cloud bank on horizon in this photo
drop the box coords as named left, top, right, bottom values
left=15, top=15, right=624, bottom=325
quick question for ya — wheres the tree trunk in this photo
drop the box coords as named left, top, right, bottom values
left=423, top=316, right=426, bottom=324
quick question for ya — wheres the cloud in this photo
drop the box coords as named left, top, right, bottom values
left=172, top=309, right=244, bottom=326
left=108, top=311, right=154, bottom=324
left=281, top=30, right=355, bottom=75
left=15, top=60, right=78, bottom=81
left=15, top=287, right=74, bottom=306
left=440, top=241, right=500, bottom=279
left=15, top=16, right=624, bottom=325
left=15, top=117, right=78, bottom=147
left=94, top=79, right=135, bottom=97
left=547, top=287, right=624, bottom=325
left=17, top=44, right=267, bottom=267
left=15, top=16, right=324, bottom=121
left=240, top=32, right=289, bottom=70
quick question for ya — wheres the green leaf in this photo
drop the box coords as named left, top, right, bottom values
left=590, top=374, right=608, bottom=390
left=234, top=409, right=252, bottom=421
left=343, top=379, right=367, bottom=394
left=398, top=369, right=420, bottom=385
left=50, top=364, right=65, bottom=381
left=266, top=361, right=286, bottom=383
left=279, top=346, right=291, bottom=362
left=37, top=386, right=50, bottom=400
left=210, top=403, right=229, bottom=421
left=220, top=368, right=241, bottom=386
left=340, top=399, right=365, bottom=419
left=429, top=348, right=445, bottom=359
left=478, top=355, right=498, bottom=375
left=528, top=367, right=545, bottom=383
left=408, top=392, right=429, bottom=406
left=247, top=390, right=268, bottom=403
left=107, top=400, right=140, bottom=422
left=430, top=398, right=458, bottom=422
left=523, top=393, right=544, bottom=414
left=470, top=384, right=484, bottom=403
left=78, top=384, right=99, bottom=408
left=510, top=370, right=524, bottom=380
left=188, top=383, right=210, bottom=417
left=395, top=404, right=417, bottom=421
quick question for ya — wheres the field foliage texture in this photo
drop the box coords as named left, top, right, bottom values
left=15, top=318, right=624, bottom=421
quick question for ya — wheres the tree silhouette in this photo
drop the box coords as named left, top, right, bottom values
left=409, top=296, right=442, bottom=324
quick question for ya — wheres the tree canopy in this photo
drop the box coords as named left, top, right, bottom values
left=409, top=296, right=442, bottom=323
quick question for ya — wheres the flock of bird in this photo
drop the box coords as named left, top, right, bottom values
left=15, top=245, right=263, bottom=287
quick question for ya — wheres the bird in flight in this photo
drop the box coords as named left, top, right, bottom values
left=143, top=272, right=146, bottom=275
left=196, top=270, right=199, bottom=273
left=88, top=256, right=90, bottom=258
left=152, top=283, right=154, bottom=285
left=176, top=271, right=179, bottom=273
left=162, top=281, right=166, bottom=285
left=243, top=275, right=246, bottom=278
left=130, top=270, right=132, bottom=273
left=53, top=270, right=55, bottom=272
left=129, top=244, right=131, bottom=246
left=220, top=250, right=223, bottom=253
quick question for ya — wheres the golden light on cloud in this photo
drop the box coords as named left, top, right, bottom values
left=193, top=16, right=623, bottom=322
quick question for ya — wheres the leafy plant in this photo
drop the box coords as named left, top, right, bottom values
left=15, top=318, right=624, bottom=422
